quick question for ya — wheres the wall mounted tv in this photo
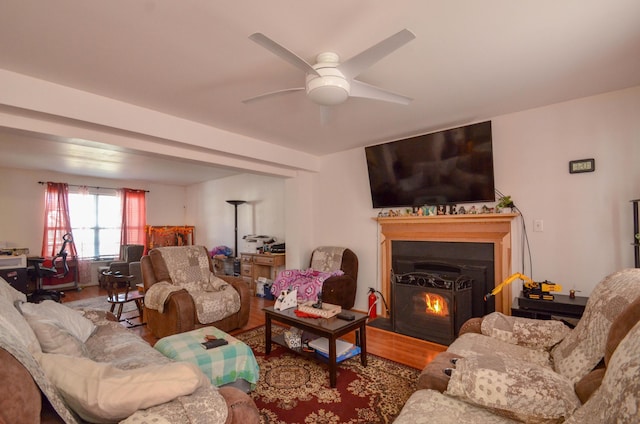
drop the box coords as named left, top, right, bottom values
left=365, top=121, right=495, bottom=208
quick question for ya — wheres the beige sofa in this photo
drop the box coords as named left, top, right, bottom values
left=141, top=246, right=251, bottom=338
left=395, top=268, right=640, bottom=423
left=0, top=277, right=259, bottom=424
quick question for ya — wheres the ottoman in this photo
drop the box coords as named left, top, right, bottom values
left=154, top=326, right=259, bottom=391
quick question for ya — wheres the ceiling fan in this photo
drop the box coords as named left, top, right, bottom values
left=243, top=29, right=416, bottom=107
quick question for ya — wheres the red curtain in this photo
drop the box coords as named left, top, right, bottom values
left=41, top=182, right=77, bottom=257
left=120, top=189, right=147, bottom=248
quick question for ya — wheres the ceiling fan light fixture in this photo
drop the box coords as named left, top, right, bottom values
left=307, top=77, right=350, bottom=106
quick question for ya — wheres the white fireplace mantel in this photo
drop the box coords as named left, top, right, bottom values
left=375, top=213, right=519, bottom=317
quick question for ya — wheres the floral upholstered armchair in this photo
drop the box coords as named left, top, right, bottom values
left=141, top=246, right=251, bottom=338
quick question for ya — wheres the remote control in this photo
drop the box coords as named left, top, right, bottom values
left=201, top=339, right=229, bottom=349
left=337, top=312, right=355, bottom=321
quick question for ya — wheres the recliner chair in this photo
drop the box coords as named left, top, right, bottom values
left=98, top=244, right=144, bottom=288
left=271, top=246, right=358, bottom=310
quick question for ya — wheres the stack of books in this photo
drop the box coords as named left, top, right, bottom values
left=308, top=337, right=361, bottom=362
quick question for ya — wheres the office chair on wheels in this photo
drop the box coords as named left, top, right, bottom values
left=28, top=233, right=73, bottom=303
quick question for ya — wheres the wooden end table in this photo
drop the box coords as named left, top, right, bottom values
left=263, top=306, right=367, bottom=387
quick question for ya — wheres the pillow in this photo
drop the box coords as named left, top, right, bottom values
left=39, top=353, right=210, bottom=423
left=446, top=354, right=581, bottom=423
left=20, top=300, right=96, bottom=342
left=481, top=312, right=571, bottom=350
left=23, top=314, right=88, bottom=356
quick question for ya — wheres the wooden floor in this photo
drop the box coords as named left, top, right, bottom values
left=63, top=285, right=445, bottom=370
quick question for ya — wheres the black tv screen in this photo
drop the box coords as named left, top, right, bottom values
left=365, top=121, right=495, bottom=208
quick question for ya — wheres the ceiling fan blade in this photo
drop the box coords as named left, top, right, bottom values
left=349, top=80, right=412, bottom=105
left=242, top=87, right=305, bottom=104
left=338, top=29, right=416, bottom=79
left=249, top=33, right=321, bottom=77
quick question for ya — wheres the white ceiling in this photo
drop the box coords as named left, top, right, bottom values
left=1, top=1, right=639, bottom=184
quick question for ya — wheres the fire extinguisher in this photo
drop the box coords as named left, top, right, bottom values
left=368, top=287, right=378, bottom=319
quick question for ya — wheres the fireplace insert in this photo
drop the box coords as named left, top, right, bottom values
left=392, top=271, right=473, bottom=345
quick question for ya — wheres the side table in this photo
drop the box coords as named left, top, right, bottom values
left=511, top=292, right=588, bottom=327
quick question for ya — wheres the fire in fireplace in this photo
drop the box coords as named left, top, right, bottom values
left=392, top=270, right=473, bottom=345
left=424, top=292, right=448, bottom=316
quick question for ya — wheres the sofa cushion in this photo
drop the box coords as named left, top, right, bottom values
left=20, top=300, right=97, bottom=343
left=446, top=354, right=580, bottom=423
left=481, top=312, right=570, bottom=350
left=564, top=319, right=640, bottom=423
left=447, top=332, right=552, bottom=368
left=395, top=389, right=519, bottom=424
left=551, top=268, right=640, bottom=383
left=39, top=352, right=210, bottom=423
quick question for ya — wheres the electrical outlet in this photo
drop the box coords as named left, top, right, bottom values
left=533, top=219, right=544, bottom=232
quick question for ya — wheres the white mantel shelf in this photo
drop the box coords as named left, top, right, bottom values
left=375, top=213, right=519, bottom=317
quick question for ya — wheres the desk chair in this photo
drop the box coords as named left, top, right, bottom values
left=102, top=271, right=145, bottom=327
left=28, top=233, right=73, bottom=303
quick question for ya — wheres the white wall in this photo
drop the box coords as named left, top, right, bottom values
left=2, top=85, right=638, bottom=310
left=185, top=173, right=286, bottom=255
left=0, top=167, right=188, bottom=254
left=303, top=85, right=640, bottom=312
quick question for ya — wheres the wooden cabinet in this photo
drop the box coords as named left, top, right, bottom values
left=0, top=267, right=28, bottom=294
left=239, top=253, right=286, bottom=294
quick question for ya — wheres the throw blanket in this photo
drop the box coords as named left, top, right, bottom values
left=145, top=282, right=183, bottom=313
left=271, top=268, right=344, bottom=303
left=310, top=246, right=346, bottom=272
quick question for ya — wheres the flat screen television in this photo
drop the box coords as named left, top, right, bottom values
left=365, top=121, right=495, bottom=208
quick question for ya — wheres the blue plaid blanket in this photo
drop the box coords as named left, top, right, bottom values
left=154, top=326, right=259, bottom=388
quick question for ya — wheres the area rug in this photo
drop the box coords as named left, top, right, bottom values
left=234, top=325, right=419, bottom=424
left=64, top=296, right=137, bottom=314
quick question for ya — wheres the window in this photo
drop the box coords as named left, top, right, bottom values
left=68, top=189, right=121, bottom=259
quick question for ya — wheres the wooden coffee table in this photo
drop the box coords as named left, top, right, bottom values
left=263, top=306, right=368, bottom=387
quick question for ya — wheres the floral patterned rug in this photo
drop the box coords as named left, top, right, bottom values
left=235, top=325, right=419, bottom=424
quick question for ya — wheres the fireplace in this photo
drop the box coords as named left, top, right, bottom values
left=374, top=214, right=517, bottom=345
left=393, top=269, right=473, bottom=345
